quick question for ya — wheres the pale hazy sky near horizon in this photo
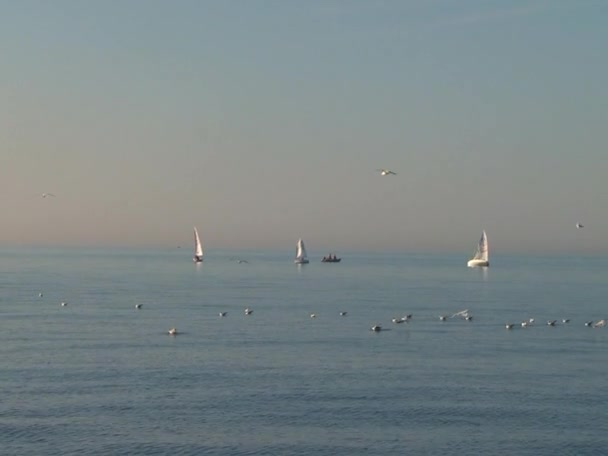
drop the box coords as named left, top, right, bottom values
left=1, top=0, right=606, bottom=254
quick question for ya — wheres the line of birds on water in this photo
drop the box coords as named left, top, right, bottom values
left=40, top=291, right=607, bottom=338
left=373, top=309, right=606, bottom=332
left=506, top=317, right=606, bottom=329
left=214, top=306, right=607, bottom=334
left=46, top=293, right=606, bottom=335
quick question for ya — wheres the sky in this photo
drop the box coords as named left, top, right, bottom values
left=1, top=0, right=606, bottom=254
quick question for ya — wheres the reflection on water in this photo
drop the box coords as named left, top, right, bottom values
left=481, top=265, right=489, bottom=280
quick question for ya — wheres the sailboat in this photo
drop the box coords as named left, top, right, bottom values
left=467, top=230, right=489, bottom=267
left=294, top=238, right=310, bottom=264
left=193, top=227, right=204, bottom=263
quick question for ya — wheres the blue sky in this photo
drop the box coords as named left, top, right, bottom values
left=1, top=0, right=606, bottom=254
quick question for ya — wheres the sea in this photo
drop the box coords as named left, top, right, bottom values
left=1, top=247, right=607, bottom=456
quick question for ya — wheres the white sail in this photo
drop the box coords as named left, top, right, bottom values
left=294, top=238, right=309, bottom=264
left=473, top=230, right=488, bottom=261
left=193, top=227, right=203, bottom=262
left=467, top=230, right=489, bottom=267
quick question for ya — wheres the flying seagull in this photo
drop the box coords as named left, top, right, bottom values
left=451, top=309, right=469, bottom=318
left=376, top=169, right=397, bottom=176
left=42, top=193, right=56, bottom=198
left=576, top=223, right=584, bottom=229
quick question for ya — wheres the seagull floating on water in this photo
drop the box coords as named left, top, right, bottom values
left=135, top=304, right=142, bottom=309
left=245, top=308, right=253, bottom=315
left=340, top=311, right=348, bottom=316
left=547, top=320, right=557, bottom=326
left=219, top=312, right=227, bottom=317
left=576, top=223, right=584, bottom=229
left=168, top=328, right=177, bottom=335
left=310, top=313, right=317, bottom=318
left=505, top=323, right=514, bottom=330
left=392, top=317, right=405, bottom=324
left=376, top=169, right=397, bottom=176
left=61, top=302, right=67, bottom=307
left=585, top=321, right=593, bottom=327
left=439, top=315, right=447, bottom=321
left=371, top=324, right=382, bottom=332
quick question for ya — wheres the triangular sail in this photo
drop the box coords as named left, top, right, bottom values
left=295, top=238, right=308, bottom=262
left=193, top=227, right=203, bottom=261
left=472, top=230, right=488, bottom=261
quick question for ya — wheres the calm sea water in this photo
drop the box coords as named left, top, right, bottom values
left=1, top=247, right=607, bottom=455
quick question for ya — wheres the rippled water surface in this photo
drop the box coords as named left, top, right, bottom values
left=1, top=248, right=607, bottom=455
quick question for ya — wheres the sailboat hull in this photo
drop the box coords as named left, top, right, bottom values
left=193, top=256, right=203, bottom=263
left=467, top=259, right=489, bottom=267
left=294, top=259, right=309, bottom=264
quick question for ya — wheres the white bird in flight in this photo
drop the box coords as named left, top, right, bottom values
left=376, top=169, right=397, bottom=176
left=576, top=223, right=584, bottom=229
left=42, top=193, right=56, bottom=198
left=451, top=309, right=469, bottom=318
